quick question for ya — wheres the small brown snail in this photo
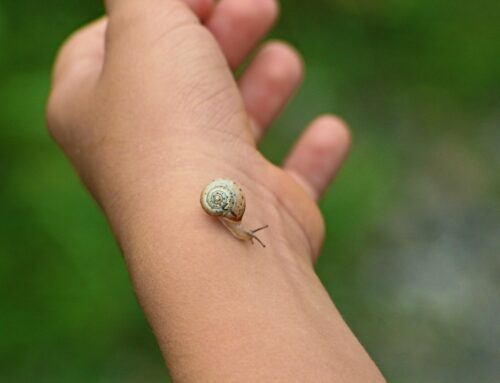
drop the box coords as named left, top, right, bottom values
left=200, top=179, right=268, bottom=247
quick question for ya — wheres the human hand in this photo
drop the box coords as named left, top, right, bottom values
left=47, top=2, right=387, bottom=381
left=47, top=0, right=351, bottom=263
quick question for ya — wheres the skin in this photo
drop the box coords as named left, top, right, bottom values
left=47, top=0, right=386, bottom=382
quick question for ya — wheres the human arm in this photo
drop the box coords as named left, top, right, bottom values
left=47, top=0, right=386, bottom=381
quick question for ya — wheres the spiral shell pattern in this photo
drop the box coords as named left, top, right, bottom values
left=200, top=179, right=246, bottom=221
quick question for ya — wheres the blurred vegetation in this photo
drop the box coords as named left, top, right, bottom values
left=1, top=0, right=499, bottom=382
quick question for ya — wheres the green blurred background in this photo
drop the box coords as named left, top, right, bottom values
left=1, top=0, right=499, bottom=382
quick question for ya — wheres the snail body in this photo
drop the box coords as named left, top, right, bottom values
left=200, top=179, right=268, bottom=247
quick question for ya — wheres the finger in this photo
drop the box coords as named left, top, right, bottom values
left=104, top=0, right=212, bottom=18
left=52, top=18, right=107, bottom=86
left=239, top=42, right=303, bottom=140
left=284, top=116, right=351, bottom=201
left=206, top=0, right=279, bottom=69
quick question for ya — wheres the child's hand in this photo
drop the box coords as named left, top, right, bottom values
left=47, top=0, right=350, bottom=262
left=46, top=2, right=387, bottom=381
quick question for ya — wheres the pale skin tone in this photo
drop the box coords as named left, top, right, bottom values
left=47, top=0, right=386, bottom=381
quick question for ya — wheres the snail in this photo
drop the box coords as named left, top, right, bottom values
left=200, top=179, right=268, bottom=247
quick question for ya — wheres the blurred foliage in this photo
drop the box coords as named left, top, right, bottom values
left=1, top=0, right=499, bottom=382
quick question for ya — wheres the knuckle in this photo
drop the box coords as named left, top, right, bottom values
left=45, top=87, right=79, bottom=143
left=52, top=20, right=105, bottom=85
left=45, top=89, right=64, bottom=139
left=51, top=31, right=82, bottom=84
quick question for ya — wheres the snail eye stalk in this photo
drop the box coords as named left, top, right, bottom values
left=200, top=179, right=268, bottom=248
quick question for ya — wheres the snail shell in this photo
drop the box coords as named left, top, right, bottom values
left=200, top=179, right=246, bottom=221
left=200, top=179, right=268, bottom=247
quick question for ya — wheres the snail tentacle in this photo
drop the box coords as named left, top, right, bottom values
left=200, top=179, right=268, bottom=248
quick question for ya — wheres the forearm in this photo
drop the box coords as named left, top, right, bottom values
left=48, top=0, right=385, bottom=380
left=104, top=172, right=385, bottom=382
